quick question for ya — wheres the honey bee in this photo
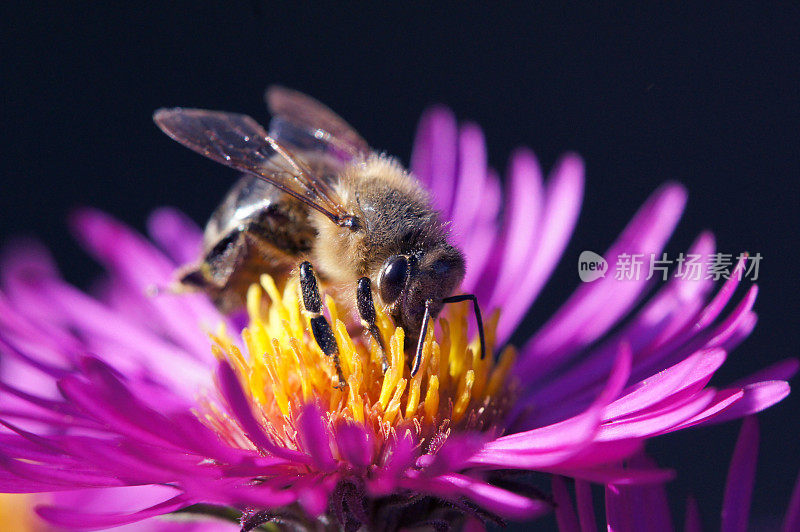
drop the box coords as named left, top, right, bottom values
left=154, top=87, right=484, bottom=384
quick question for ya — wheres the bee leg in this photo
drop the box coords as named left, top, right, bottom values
left=411, top=294, right=487, bottom=378
left=356, top=277, right=389, bottom=373
left=299, top=261, right=346, bottom=389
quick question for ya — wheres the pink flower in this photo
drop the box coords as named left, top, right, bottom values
left=0, top=105, right=793, bottom=530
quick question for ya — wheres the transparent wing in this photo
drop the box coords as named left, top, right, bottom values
left=154, top=108, right=357, bottom=228
left=265, top=86, right=370, bottom=161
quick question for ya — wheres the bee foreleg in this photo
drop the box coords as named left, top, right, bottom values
left=356, top=277, right=389, bottom=373
left=299, top=261, right=346, bottom=389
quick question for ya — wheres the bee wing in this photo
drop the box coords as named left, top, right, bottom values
left=154, top=108, right=357, bottom=228
left=265, top=86, right=370, bottom=161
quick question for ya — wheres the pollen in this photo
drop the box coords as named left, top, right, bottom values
left=208, top=275, right=517, bottom=451
left=0, top=494, right=40, bottom=530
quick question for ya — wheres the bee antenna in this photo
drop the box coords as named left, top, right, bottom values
left=441, top=294, right=486, bottom=362
left=411, top=294, right=486, bottom=378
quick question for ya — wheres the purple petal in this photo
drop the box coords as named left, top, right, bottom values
left=709, top=381, right=791, bottom=425
left=701, top=286, right=758, bottom=350
left=517, top=232, right=717, bottom=428
left=552, top=475, right=580, bottom=532
left=597, top=390, right=715, bottom=441
left=471, top=346, right=632, bottom=470
left=37, top=493, right=190, bottom=530
left=1, top=240, right=64, bottom=322
left=667, top=389, right=744, bottom=431
left=461, top=169, right=502, bottom=294
left=518, top=182, right=686, bottom=377
left=0, top=453, right=124, bottom=490
left=602, top=348, right=725, bottom=421
left=511, top=342, right=633, bottom=434
left=721, top=417, right=759, bottom=532
left=334, top=422, right=372, bottom=469
left=449, top=124, right=489, bottom=249
left=367, top=431, right=417, bottom=495
left=496, top=153, right=584, bottom=342
left=550, top=439, right=645, bottom=470
left=403, top=473, right=550, bottom=521
left=551, top=464, right=675, bottom=486
left=483, top=149, right=544, bottom=311
left=146, top=207, right=204, bottom=265
left=70, top=208, right=217, bottom=356
left=417, top=433, right=487, bottom=474
left=410, top=106, right=458, bottom=217
left=783, top=466, right=800, bottom=532
left=40, top=279, right=212, bottom=389
left=297, top=404, right=336, bottom=472
left=296, top=475, right=333, bottom=517
left=685, top=496, right=702, bottom=532
left=495, top=344, right=631, bottom=451
left=694, top=254, right=749, bottom=330
left=732, top=358, right=799, bottom=387
left=605, top=484, right=632, bottom=532
left=604, top=460, right=672, bottom=532
left=575, top=480, right=598, bottom=532
left=641, top=259, right=752, bottom=374
left=215, top=360, right=307, bottom=463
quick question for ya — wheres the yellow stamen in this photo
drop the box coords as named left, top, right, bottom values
left=453, top=370, right=475, bottom=423
left=0, top=494, right=42, bottom=531
left=208, top=276, right=514, bottom=449
left=424, top=374, right=440, bottom=424
left=487, top=346, right=517, bottom=397
left=383, top=378, right=407, bottom=425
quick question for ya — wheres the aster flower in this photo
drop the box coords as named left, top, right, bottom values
left=0, top=105, right=793, bottom=531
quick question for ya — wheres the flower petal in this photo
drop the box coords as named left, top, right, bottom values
left=410, top=106, right=457, bottom=217
left=685, top=496, right=702, bottom=532
left=482, top=149, right=544, bottom=311
left=215, top=360, right=307, bottom=463
left=471, top=344, right=631, bottom=469
left=552, top=475, right=580, bottom=532
left=36, top=493, right=190, bottom=530
left=721, top=417, right=759, bottom=532
left=70, top=208, right=220, bottom=355
left=146, top=206, right=204, bottom=265
left=709, top=381, right=791, bottom=425
left=496, top=154, right=584, bottom=342
left=403, top=473, right=550, bottom=521
left=575, top=480, right=598, bottom=532
left=783, top=466, right=800, bottom=532
left=450, top=124, right=489, bottom=249
left=297, top=404, right=336, bottom=472
left=519, top=182, right=686, bottom=377
left=334, top=422, right=372, bottom=469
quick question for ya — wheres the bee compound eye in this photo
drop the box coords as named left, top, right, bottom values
left=378, top=255, right=409, bottom=305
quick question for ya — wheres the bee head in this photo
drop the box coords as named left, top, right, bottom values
left=377, top=245, right=465, bottom=340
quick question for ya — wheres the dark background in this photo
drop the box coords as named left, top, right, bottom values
left=2, top=3, right=798, bottom=529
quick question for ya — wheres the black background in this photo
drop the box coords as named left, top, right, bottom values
left=2, top=3, right=798, bottom=530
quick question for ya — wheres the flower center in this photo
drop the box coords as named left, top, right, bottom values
left=206, top=275, right=517, bottom=450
